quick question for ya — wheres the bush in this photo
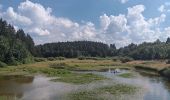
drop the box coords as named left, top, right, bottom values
left=112, top=57, right=119, bottom=61
left=78, top=56, right=103, bottom=60
left=120, top=57, right=133, bottom=63
left=47, top=57, right=56, bottom=61
left=55, top=57, right=65, bottom=60
left=159, top=68, right=170, bottom=78
left=0, top=61, right=7, bottom=68
left=78, top=56, right=86, bottom=60
left=34, top=57, right=47, bottom=62
left=166, top=59, right=170, bottom=64
left=50, top=63, right=67, bottom=69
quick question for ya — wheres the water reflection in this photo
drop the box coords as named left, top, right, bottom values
left=99, top=70, right=170, bottom=100
left=0, top=75, right=34, bottom=99
left=0, top=75, right=82, bottom=100
left=0, top=70, right=170, bottom=100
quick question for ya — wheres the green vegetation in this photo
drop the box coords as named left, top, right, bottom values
left=166, top=59, right=170, bottom=64
left=159, top=67, right=170, bottom=78
left=55, top=57, right=65, bottom=60
left=34, top=57, right=47, bottom=62
left=78, top=57, right=108, bottom=60
left=135, top=65, right=159, bottom=72
left=118, top=73, right=134, bottom=78
left=68, top=84, right=138, bottom=100
left=0, top=19, right=34, bottom=66
left=53, top=73, right=106, bottom=84
left=117, top=40, right=170, bottom=60
left=35, top=41, right=114, bottom=58
left=0, top=64, right=106, bottom=84
left=0, top=61, right=7, bottom=68
left=119, top=57, right=134, bottom=63
left=0, top=96, right=19, bottom=100
left=47, top=57, right=56, bottom=61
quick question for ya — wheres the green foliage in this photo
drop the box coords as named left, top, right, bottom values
left=118, top=73, right=134, bottom=78
left=159, top=68, right=170, bottom=78
left=35, top=41, right=111, bottom=58
left=50, top=63, right=67, bottom=69
left=0, top=19, right=34, bottom=66
left=0, top=61, right=7, bottom=68
left=55, top=57, right=65, bottom=60
left=119, top=57, right=133, bottom=63
left=166, top=59, right=170, bottom=64
left=34, top=57, right=47, bottom=62
left=78, top=56, right=104, bottom=60
left=78, top=56, right=86, bottom=60
left=47, top=57, right=56, bottom=61
left=117, top=39, right=170, bottom=60
left=53, top=73, right=105, bottom=84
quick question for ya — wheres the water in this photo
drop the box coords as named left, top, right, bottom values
left=0, top=75, right=79, bottom=100
left=95, top=70, right=170, bottom=100
left=0, top=70, right=170, bottom=100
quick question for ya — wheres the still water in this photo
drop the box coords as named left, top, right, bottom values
left=0, top=70, right=170, bottom=100
left=98, top=70, right=170, bottom=100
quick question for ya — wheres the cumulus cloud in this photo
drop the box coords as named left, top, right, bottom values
left=0, top=0, right=98, bottom=44
left=2, top=7, right=32, bottom=26
left=99, top=5, right=166, bottom=46
left=158, top=2, right=170, bottom=13
left=0, top=1, right=168, bottom=47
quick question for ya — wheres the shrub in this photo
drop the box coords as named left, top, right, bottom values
left=50, top=63, right=67, bottom=69
left=55, top=57, right=65, bottom=60
left=34, top=57, right=47, bottom=62
left=120, top=57, right=133, bottom=63
left=166, top=59, right=170, bottom=64
left=78, top=56, right=103, bottom=60
left=0, top=61, right=7, bottom=68
left=47, top=57, right=56, bottom=61
left=78, top=56, right=86, bottom=60
left=112, top=57, right=119, bottom=61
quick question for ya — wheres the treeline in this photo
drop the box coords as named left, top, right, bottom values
left=117, top=39, right=170, bottom=60
left=35, top=38, right=170, bottom=60
left=0, top=19, right=34, bottom=66
left=35, top=41, right=116, bottom=58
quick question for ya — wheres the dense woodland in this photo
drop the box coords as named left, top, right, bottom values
left=1, top=19, right=170, bottom=66
left=36, top=39, right=170, bottom=60
left=35, top=41, right=115, bottom=58
left=0, top=19, right=34, bottom=65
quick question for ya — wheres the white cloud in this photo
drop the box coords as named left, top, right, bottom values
left=158, top=5, right=165, bottom=13
left=2, top=7, right=32, bottom=26
left=99, top=5, right=167, bottom=46
left=158, top=3, right=170, bottom=13
left=0, top=1, right=169, bottom=47
left=119, top=0, right=128, bottom=4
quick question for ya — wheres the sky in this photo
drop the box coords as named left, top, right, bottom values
left=0, top=0, right=170, bottom=47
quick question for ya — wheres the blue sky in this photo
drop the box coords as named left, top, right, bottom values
left=0, top=0, right=170, bottom=47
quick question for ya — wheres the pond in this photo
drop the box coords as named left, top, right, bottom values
left=0, top=70, right=170, bottom=100
left=95, top=69, right=170, bottom=100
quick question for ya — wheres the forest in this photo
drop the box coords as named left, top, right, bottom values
left=1, top=18, right=170, bottom=66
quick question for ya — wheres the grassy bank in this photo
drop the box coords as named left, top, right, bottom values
left=0, top=59, right=114, bottom=84
left=0, top=58, right=170, bottom=83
